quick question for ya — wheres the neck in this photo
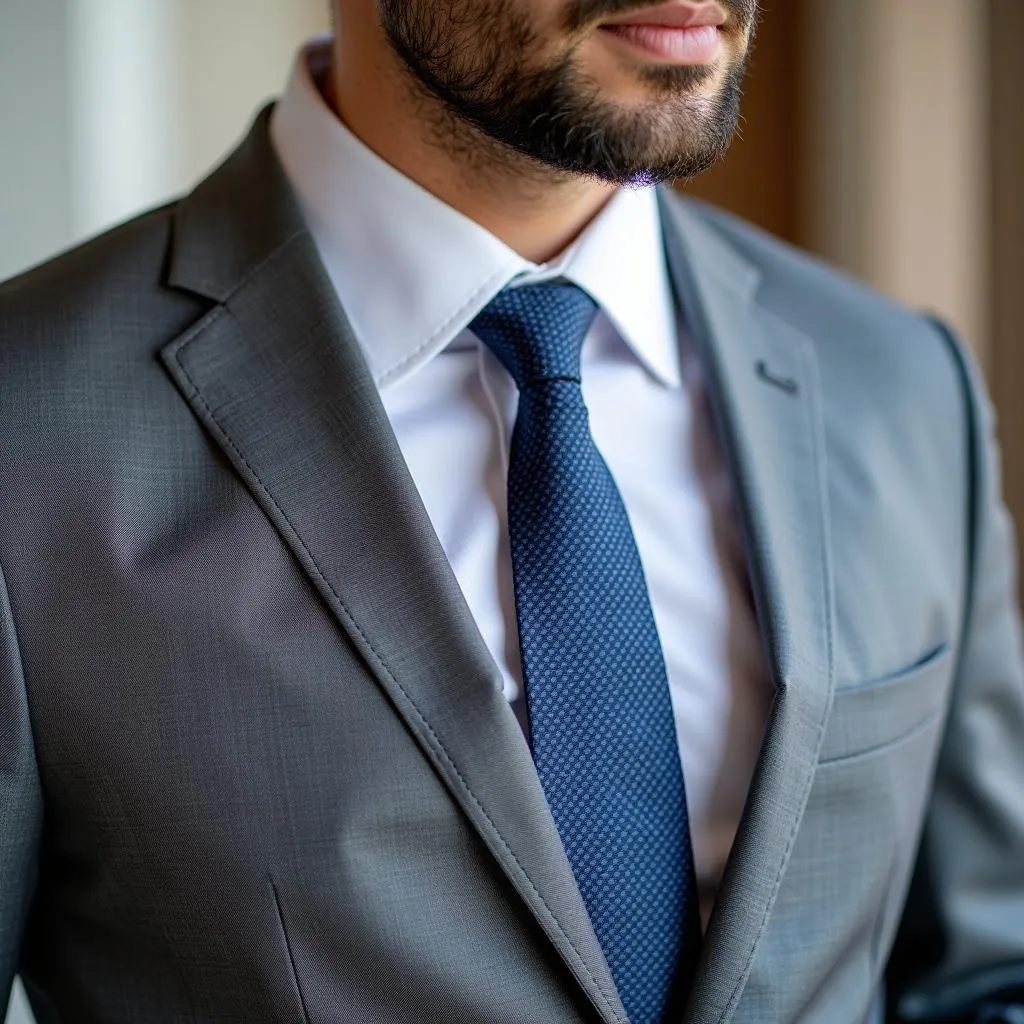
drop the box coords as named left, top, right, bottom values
left=328, top=30, right=616, bottom=264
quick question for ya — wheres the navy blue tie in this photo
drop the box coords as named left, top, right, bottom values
left=470, top=282, right=701, bottom=1024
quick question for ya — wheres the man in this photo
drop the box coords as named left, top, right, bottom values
left=1, top=0, right=1023, bottom=1020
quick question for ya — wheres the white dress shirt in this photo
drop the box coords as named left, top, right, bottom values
left=270, top=40, right=772, bottom=923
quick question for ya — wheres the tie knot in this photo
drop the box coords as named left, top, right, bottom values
left=469, top=282, right=599, bottom=390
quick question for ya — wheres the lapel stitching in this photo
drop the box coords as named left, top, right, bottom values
left=657, top=192, right=836, bottom=1024
left=717, top=330, right=836, bottom=1024
left=163, top=301, right=628, bottom=1024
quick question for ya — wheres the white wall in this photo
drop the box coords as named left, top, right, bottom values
left=0, top=0, right=327, bottom=281
left=0, top=0, right=75, bottom=280
left=67, top=0, right=182, bottom=239
left=0, top=0, right=75, bottom=1012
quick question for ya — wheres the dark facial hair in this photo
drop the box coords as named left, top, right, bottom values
left=379, top=0, right=759, bottom=186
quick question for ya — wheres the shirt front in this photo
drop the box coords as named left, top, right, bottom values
left=270, top=39, right=772, bottom=924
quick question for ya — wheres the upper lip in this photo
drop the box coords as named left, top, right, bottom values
left=600, top=1, right=727, bottom=28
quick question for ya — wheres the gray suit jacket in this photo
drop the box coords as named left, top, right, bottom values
left=2, top=107, right=1024, bottom=1024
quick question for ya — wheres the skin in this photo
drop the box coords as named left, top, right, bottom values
left=329, top=0, right=758, bottom=262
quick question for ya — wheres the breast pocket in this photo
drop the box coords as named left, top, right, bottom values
left=818, top=642, right=956, bottom=764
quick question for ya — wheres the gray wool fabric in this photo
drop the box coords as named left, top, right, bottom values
left=1, top=105, right=1023, bottom=1024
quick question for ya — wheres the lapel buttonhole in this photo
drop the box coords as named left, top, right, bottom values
left=755, top=359, right=800, bottom=395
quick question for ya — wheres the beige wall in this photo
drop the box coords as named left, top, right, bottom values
left=800, top=0, right=990, bottom=366
left=177, top=0, right=328, bottom=186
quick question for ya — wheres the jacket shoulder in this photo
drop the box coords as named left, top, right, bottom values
left=675, top=195, right=921, bottom=325
left=668, top=193, right=974, bottom=399
left=0, top=201, right=208, bottom=370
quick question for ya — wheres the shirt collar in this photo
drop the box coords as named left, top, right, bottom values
left=270, top=39, right=682, bottom=390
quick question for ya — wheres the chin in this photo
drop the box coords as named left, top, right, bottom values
left=582, top=49, right=728, bottom=105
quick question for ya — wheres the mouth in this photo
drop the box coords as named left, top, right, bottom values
left=596, top=1, right=726, bottom=64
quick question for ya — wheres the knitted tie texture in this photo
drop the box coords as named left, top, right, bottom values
left=470, top=282, right=701, bottom=1024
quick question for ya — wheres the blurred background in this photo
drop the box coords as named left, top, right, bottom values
left=1, top=1, right=1021, bottom=1021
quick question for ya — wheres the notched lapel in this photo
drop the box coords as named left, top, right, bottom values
left=659, top=193, right=837, bottom=1024
left=158, top=110, right=628, bottom=1024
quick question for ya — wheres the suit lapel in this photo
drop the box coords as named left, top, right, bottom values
left=658, top=193, right=837, bottom=1023
left=160, top=110, right=628, bottom=1024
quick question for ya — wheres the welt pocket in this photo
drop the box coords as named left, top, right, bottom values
left=817, top=642, right=955, bottom=764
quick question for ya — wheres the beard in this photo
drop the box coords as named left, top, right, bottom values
left=378, top=0, right=758, bottom=187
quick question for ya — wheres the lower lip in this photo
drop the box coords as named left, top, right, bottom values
left=599, top=23, right=721, bottom=64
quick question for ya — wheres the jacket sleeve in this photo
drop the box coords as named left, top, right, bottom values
left=887, top=320, right=1024, bottom=1023
left=0, top=557, right=43, bottom=1010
